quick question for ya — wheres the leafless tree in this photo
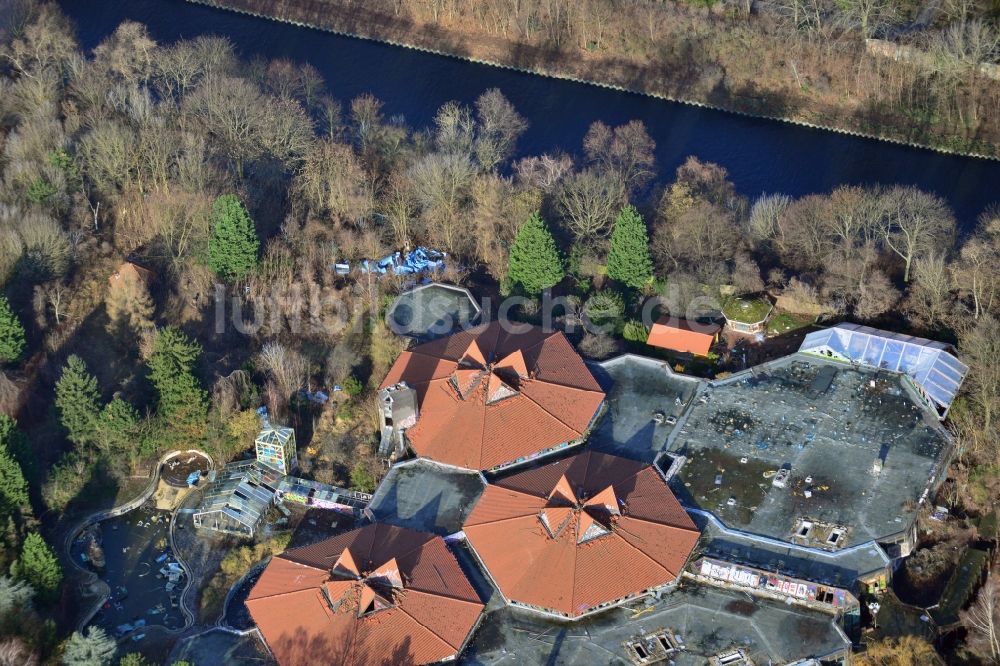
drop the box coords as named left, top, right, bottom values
left=961, top=574, right=1000, bottom=664
left=878, top=186, right=955, bottom=282
left=583, top=120, right=656, bottom=193
left=556, top=168, right=624, bottom=241
left=473, top=88, right=527, bottom=171
left=408, top=152, right=475, bottom=252
left=951, top=214, right=1000, bottom=318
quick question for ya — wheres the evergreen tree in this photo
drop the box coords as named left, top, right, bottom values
left=55, top=356, right=101, bottom=447
left=147, top=328, right=208, bottom=447
left=11, top=533, right=62, bottom=603
left=118, top=653, right=150, bottom=666
left=606, top=205, right=653, bottom=290
left=0, top=575, right=34, bottom=619
left=0, top=444, right=28, bottom=520
left=96, top=398, right=141, bottom=455
left=62, top=626, right=116, bottom=666
left=0, top=415, right=33, bottom=480
left=508, top=212, right=564, bottom=296
left=208, top=195, right=259, bottom=283
left=0, top=297, right=26, bottom=364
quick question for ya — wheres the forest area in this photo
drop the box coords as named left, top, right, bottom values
left=194, top=0, right=1000, bottom=156
left=0, top=0, right=997, bottom=664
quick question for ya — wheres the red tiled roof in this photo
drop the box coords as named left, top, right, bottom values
left=646, top=318, right=720, bottom=356
left=246, top=524, right=483, bottom=666
left=463, top=451, right=700, bottom=617
left=381, top=322, right=605, bottom=470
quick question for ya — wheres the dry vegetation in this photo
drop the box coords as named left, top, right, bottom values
left=199, top=0, right=1000, bottom=156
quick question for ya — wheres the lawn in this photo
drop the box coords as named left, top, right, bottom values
left=766, top=311, right=816, bottom=336
left=722, top=297, right=771, bottom=324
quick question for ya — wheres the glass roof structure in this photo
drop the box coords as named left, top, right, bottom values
left=799, top=323, right=967, bottom=416
left=193, top=461, right=282, bottom=535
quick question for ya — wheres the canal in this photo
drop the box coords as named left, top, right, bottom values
left=58, top=0, right=999, bottom=226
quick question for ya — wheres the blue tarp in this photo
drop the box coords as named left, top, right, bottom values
left=357, top=247, right=447, bottom=276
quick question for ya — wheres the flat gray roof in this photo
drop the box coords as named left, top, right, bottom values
left=462, top=583, right=850, bottom=665
left=386, top=282, right=480, bottom=341
left=587, top=355, right=699, bottom=463
left=366, top=458, right=485, bottom=535
left=693, top=514, right=891, bottom=591
left=666, top=355, right=951, bottom=548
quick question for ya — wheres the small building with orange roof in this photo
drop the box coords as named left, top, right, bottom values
left=646, top=317, right=720, bottom=356
left=378, top=321, right=605, bottom=471
left=463, top=450, right=700, bottom=619
left=246, top=523, right=484, bottom=666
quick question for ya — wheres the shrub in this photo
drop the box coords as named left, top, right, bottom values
left=622, top=320, right=649, bottom=342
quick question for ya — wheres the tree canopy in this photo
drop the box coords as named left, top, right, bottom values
left=11, top=533, right=62, bottom=603
left=0, top=297, right=26, bottom=364
left=62, top=626, right=116, bottom=666
left=606, top=205, right=652, bottom=289
left=508, top=212, right=564, bottom=296
left=208, top=194, right=259, bottom=282
left=55, top=355, right=101, bottom=448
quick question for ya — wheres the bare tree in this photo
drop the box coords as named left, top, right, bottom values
left=583, top=120, right=656, bottom=193
left=952, top=211, right=1000, bottom=319
left=961, top=574, right=1000, bottom=664
left=878, top=187, right=955, bottom=282
left=959, top=315, right=1000, bottom=434
left=904, top=251, right=953, bottom=328
left=295, top=140, right=370, bottom=223
left=473, top=88, right=527, bottom=171
left=408, top=152, right=475, bottom=252
left=556, top=168, right=624, bottom=241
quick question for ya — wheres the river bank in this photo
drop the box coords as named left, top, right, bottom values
left=185, top=0, right=999, bottom=160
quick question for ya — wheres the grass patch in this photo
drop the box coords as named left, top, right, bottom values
left=766, top=311, right=815, bottom=336
left=722, top=297, right=771, bottom=324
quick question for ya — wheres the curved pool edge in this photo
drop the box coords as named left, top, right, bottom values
left=64, top=450, right=214, bottom=633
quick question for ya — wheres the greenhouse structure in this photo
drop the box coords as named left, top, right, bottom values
left=255, top=424, right=298, bottom=475
left=799, top=323, right=968, bottom=418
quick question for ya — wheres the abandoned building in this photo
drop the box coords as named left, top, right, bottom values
left=379, top=321, right=605, bottom=471
left=463, top=584, right=851, bottom=665
left=255, top=423, right=298, bottom=475
left=463, top=450, right=700, bottom=619
left=193, top=460, right=281, bottom=537
left=645, top=317, right=721, bottom=356
left=664, top=349, right=956, bottom=599
left=799, top=322, right=968, bottom=419
left=385, top=282, right=480, bottom=341
left=246, top=523, right=484, bottom=666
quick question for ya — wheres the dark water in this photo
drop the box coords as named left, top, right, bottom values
left=59, top=0, right=999, bottom=226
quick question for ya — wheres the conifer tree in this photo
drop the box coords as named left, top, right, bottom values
left=606, top=205, right=653, bottom=290
left=0, top=444, right=28, bottom=520
left=62, top=626, right=115, bottom=666
left=208, top=195, right=259, bottom=283
left=147, top=328, right=208, bottom=448
left=11, top=533, right=61, bottom=603
left=508, top=212, right=564, bottom=296
left=0, top=297, right=26, bottom=364
left=96, top=398, right=141, bottom=455
left=55, top=356, right=101, bottom=447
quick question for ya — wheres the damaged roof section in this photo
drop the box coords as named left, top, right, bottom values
left=462, top=584, right=850, bottom=665
left=667, top=357, right=952, bottom=548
